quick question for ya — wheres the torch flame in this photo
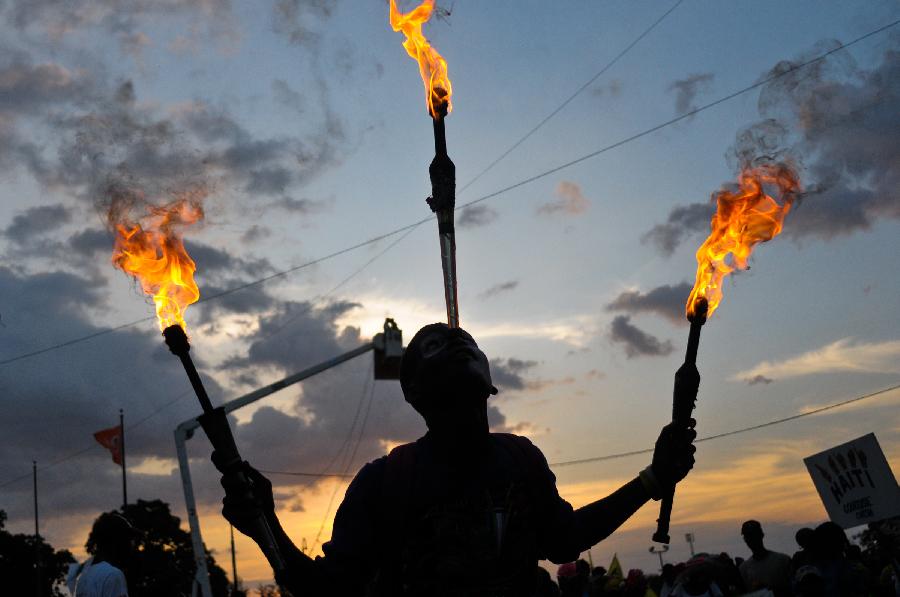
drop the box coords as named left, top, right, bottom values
left=687, top=163, right=800, bottom=319
left=390, top=0, right=452, bottom=118
left=111, top=199, right=203, bottom=332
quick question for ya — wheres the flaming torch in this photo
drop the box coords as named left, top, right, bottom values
left=110, top=198, right=286, bottom=571
left=390, top=0, right=459, bottom=327
left=652, top=162, right=800, bottom=544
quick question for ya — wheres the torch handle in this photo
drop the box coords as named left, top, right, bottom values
left=433, top=116, right=447, bottom=157
left=177, top=352, right=215, bottom=413
left=653, top=311, right=705, bottom=544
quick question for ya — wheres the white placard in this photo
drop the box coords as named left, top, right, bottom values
left=804, top=433, right=900, bottom=529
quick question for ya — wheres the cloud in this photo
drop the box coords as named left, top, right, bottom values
left=605, top=282, right=692, bottom=325
left=537, top=181, right=590, bottom=216
left=746, top=374, right=774, bottom=386
left=489, top=358, right=538, bottom=391
left=733, top=338, right=900, bottom=382
left=608, top=315, right=674, bottom=358
left=641, top=202, right=714, bottom=256
left=477, top=280, right=518, bottom=300
left=0, top=0, right=237, bottom=45
left=457, top=204, right=498, bottom=229
left=2, top=204, right=72, bottom=245
left=592, top=79, right=622, bottom=99
left=668, top=73, right=714, bottom=116
left=272, top=196, right=329, bottom=215
left=271, top=0, right=334, bottom=48
left=646, top=41, right=900, bottom=253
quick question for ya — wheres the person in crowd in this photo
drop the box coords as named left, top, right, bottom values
left=792, top=527, right=816, bottom=569
left=659, top=563, right=677, bottom=597
left=810, top=521, right=866, bottom=597
left=738, top=520, right=792, bottom=597
left=212, top=323, right=698, bottom=596
left=70, top=512, right=137, bottom=597
left=558, top=560, right=591, bottom=597
left=534, top=565, right=561, bottom=597
left=794, top=565, right=826, bottom=597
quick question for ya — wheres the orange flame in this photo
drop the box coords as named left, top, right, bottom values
left=111, top=199, right=203, bottom=331
left=687, top=163, right=800, bottom=319
left=390, top=0, right=452, bottom=118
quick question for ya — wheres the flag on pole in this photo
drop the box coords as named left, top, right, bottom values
left=94, top=425, right=123, bottom=465
left=607, top=553, right=624, bottom=581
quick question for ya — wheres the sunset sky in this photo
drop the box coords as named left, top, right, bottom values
left=1, top=0, right=899, bottom=588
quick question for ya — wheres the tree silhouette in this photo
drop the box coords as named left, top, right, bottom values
left=0, top=509, right=74, bottom=597
left=87, top=499, right=231, bottom=597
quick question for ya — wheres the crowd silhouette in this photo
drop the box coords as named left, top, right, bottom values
left=539, top=518, right=899, bottom=597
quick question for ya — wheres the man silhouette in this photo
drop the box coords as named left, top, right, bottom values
left=739, top=520, right=792, bottom=597
left=216, top=323, right=697, bottom=596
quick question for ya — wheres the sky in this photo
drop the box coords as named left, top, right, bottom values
left=1, top=0, right=899, bottom=589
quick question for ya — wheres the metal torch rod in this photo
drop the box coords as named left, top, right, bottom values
left=652, top=298, right=707, bottom=544
left=428, top=114, right=459, bottom=328
left=162, top=325, right=287, bottom=573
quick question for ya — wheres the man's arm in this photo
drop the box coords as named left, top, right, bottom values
left=536, top=421, right=696, bottom=561
left=570, top=420, right=697, bottom=551
left=215, top=456, right=385, bottom=595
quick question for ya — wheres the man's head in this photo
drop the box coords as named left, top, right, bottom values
left=87, top=512, right=139, bottom=560
left=741, top=520, right=765, bottom=552
left=400, top=323, right=497, bottom=429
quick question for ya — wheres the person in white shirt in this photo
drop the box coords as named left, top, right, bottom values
left=71, top=512, right=137, bottom=597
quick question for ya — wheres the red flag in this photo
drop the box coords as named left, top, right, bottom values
left=94, top=425, right=123, bottom=465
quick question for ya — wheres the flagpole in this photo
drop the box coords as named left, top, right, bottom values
left=120, top=409, right=127, bottom=509
left=33, top=460, right=41, bottom=597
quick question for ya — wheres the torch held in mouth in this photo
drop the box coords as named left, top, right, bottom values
left=426, top=103, right=460, bottom=329
left=652, top=297, right=707, bottom=545
left=163, top=324, right=287, bottom=572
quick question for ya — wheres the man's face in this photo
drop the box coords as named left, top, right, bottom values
left=402, top=324, right=496, bottom=432
left=412, top=325, right=493, bottom=398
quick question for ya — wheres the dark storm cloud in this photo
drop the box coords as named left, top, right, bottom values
left=0, top=54, right=96, bottom=114
left=457, top=204, right=499, bottom=229
left=645, top=41, right=900, bottom=254
left=184, top=241, right=274, bottom=277
left=605, top=282, right=692, bottom=326
left=2, top=204, right=72, bottom=245
left=668, top=73, right=714, bottom=116
left=240, top=224, right=271, bottom=244
left=489, top=358, right=538, bottom=392
left=69, top=228, right=113, bottom=257
left=641, top=202, right=714, bottom=256
left=608, top=315, right=674, bottom=359
left=477, top=280, right=518, bottom=300
left=0, top=266, right=228, bottom=522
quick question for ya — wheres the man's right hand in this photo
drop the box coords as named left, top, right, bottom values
left=211, top=452, right=276, bottom=541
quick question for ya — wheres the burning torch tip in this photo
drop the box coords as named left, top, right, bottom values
left=688, top=298, right=709, bottom=326
left=162, top=324, right=190, bottom=356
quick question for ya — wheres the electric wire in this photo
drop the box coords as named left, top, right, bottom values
left=0, top=389, right=194, bottom=490
left=1, top=16, right=895, bottom=369
left=456, top=0, right=685, bottom=194
left=256, top=382, right=900, bottom=477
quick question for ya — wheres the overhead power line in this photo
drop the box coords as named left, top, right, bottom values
left=0, top=17, right=896, bottom=369
left=257, top=382, right=900, bottom=479
left=457, top=0, right=685, bottom=194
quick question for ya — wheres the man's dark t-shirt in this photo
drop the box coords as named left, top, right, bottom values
left=313, top=432, right=581, bottom=596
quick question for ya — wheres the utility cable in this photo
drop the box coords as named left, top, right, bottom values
left=457, top=0, right=685, bottom=194
left=1, top=16, right=895, bottom=369
left=257, top=382, right=900, bottom=477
